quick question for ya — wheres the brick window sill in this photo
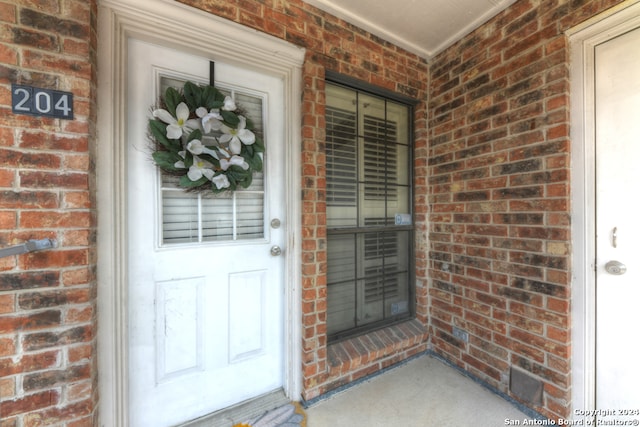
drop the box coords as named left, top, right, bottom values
left=327, top=319, right=428, bottom=378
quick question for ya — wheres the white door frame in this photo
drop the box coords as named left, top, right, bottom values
left=568, top=0, right=640, bottom=417
left=96, top=1, right=305, bottom=425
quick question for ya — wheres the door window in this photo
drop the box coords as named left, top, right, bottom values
left=158, top=76, right=266, bottom=245
left=326, top=82, right=414, bottom=341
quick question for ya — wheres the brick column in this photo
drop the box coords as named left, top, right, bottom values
left=0, top=1, right=98, bottom=425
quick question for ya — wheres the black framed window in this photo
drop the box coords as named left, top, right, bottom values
left=325, top=79, right=415, bottom=342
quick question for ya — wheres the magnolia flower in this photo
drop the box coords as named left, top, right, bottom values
left=221, top=96, right=236, bottom=111
left=219, top=116, right=256, bottom=154
left=186, top=139, right=219, bottom=159
left=196, top=107, right=223, bottom=133
left=212, top=174, right=230, bottom=190
left=187, top=155, right=215, bottom=181
left=220, top=155, right=249, bottom=171
left=153, top=102, right=199, bottom=139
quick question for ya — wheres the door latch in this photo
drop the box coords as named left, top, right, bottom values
left=270, top=245, right=282, bottom=256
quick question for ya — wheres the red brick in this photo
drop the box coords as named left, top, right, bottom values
left=0, top=168, right=15, bottom=187
left=23, top=248, right=89, bottom=270
left=0, top=2, right=16, bottom=22
left=0, top=271, right=60, bottom=291
left=18, top=131, right=88, bottom=152
left=0, top=191, right=59, bottom=209
left=62, top=191, right=91, bottom=209
left=22, top=325, right=92, bottom=352
left=0, top=351, right=59, bottom=377
left=18, top=289, right=90, bottom=310
left=19, top=211, right=91, bottom=228
left=67, top=343, right=93, bottom=363
left=19, top=171, right=88, bottom=190
left=0, top=149, right=62, bottom=169
left=0, top=42, right=18, bottom=66
left=0, top=337, right=16, bottom=357
left=23, top=363, right=90, bottom=391
left=0, top=293, right=14, bottom=314
left=0, top=310, right=61, bottom=334
left=0, top=390, right=59, bottom=418
left=61, top=267, right=94, bottom=287
left=23, top=400, right=93, bottom=427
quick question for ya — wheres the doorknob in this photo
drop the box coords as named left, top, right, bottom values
left=604, top=260, right=627, bottom=275
left=270, top=245, right=282, bottom=256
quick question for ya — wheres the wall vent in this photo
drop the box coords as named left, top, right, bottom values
left=509, top=367, right=543, bottom=406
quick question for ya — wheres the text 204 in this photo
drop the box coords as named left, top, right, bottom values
left=12, top=84, right=74, bottom=120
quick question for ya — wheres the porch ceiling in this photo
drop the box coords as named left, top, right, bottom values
left=303, top=0, right=517, bottom=60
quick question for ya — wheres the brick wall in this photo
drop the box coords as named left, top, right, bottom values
left=0, top=0, right=98, bottom=426
left=428, top=0, right=623, bottom=421
left=177, top=0, right=430, bottom=402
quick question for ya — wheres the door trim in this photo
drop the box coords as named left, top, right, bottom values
left=96, top=1, right=305, bottom=425
left=568, top=0, right=640, bottom=417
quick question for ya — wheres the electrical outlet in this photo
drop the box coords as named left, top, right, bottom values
left=452, top=326, right=469, bottom=343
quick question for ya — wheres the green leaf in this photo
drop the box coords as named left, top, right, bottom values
left=183, top=82, right=202, bottom=109
left=214, top=89, right=226, bottom=103
left=225, top=176, right=237, bottom=191
left=203, top=86, right=221, bottom=110
left=240, top=171, right=253, bottom=188
left=152, top=151, right=182, bottom=171
left=179, top=175, right=208, bottom=188
left=246, top=153, right=263, bottom=172
left=245, top=116, right=256, bottom=130
left=183, top=151, right=194, bottom=168
left=164, top=87, right=182, bottom=116
left=221, top=110, right=240, bottom=127
left=253, top=138, right=265, bottom=153
left=149, top=120, right=180, bottom=150
left=187, top=129, right=203, bottom=143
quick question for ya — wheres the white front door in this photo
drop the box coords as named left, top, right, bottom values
left=595, top=25, right=640, bottom=417
left=126, top=38, right=286, bottom=427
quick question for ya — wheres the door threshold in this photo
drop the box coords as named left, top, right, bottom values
left=178, top=389, right=289, bottom=427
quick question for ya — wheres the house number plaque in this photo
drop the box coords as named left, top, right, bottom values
left=12, top=84, right=74, bottom=120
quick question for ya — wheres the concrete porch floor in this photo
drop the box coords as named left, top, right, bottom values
left=305, top=354, right=538, bottom=427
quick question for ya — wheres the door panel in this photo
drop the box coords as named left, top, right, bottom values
left=127, top=38, right=285, bottom=427
left=155, top=276, right=204, bottom=382
left=595, top=26, right=640, bottom=416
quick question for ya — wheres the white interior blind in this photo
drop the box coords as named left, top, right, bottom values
left=326, top=107, right=357, bottom=207
left=363, top=115, right=398, bottom=201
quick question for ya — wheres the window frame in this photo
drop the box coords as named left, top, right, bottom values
left=325, top=72, right=417, bottom=343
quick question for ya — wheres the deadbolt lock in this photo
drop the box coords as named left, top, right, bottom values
left=604, top=260, right=627, bottom=275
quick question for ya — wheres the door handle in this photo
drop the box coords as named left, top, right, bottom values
left=604, top=260, right=627, bottom=275
left=270, top=245, right=282, bottom=256
left=612, top=227, right=617, bottom=248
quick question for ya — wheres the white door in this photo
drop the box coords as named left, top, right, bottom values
left=126, top=38, right=286, bottom=427
left=595, top=25, right=640, bottom=417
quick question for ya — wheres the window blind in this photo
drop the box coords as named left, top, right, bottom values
left=326, top=107, right=357, bottom=207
